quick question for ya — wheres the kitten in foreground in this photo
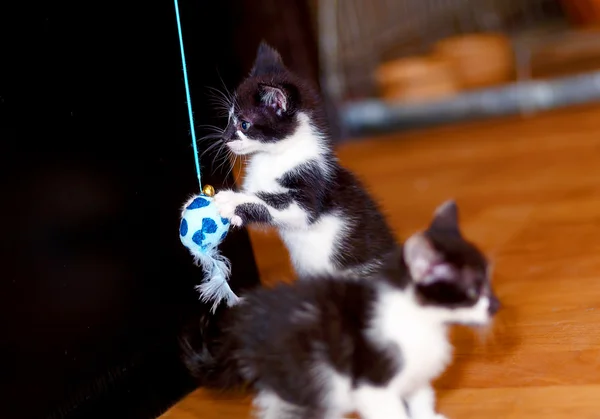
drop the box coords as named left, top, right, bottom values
left=212, top=41, right=396, bottom=281
left=181, top=200, right=501, bottom=419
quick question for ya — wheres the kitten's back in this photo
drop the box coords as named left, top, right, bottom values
left=326, top=166, right=397, bottom=271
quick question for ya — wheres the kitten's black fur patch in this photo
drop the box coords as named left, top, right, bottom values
left=255, top=192, right=293, bottom=210
left=234, top=203, right=272, bottom=224
left=327, top=167, right=396, bottom=269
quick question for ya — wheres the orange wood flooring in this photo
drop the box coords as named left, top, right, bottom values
left=162, top=104, right=600, bottom=419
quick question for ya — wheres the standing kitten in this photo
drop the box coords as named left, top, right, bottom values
left=182, top=201, right=501, bottom=419
left=213, top=41, right=396, bottom=281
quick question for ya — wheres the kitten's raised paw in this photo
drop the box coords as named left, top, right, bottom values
left=214, top=190, right=245, bottom=227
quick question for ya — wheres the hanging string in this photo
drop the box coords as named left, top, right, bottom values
left=174, top=0, right=202, bottom=190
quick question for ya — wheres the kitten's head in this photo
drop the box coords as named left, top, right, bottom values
left=221, top=41, right=322, bottom=155
left=403, top=200, right=500, bottom=325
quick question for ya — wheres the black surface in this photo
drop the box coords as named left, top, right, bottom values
left=1, top=0, right=261, bottom=418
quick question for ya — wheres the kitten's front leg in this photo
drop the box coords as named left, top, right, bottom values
left=406, top=385, right=447, bottom=419
left=214, top=189, right=272, bottom=227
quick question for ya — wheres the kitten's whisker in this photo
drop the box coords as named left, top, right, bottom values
left=225, top=150, right=236, bottom=182
left=233, top=155, right=248, bottom=186
left=207, top=93, right=231, bottom=105
left=200, top=140, right=224, bottom=159
left=196, top=126, right=225, bottom=136
left=216, top=69, right=234, bottom=101
left=211, top=143, right=229, bottom=175
left=197, top=123, right=224, bottom=130
left=206, top=86, right=233, bottom=110
left=214, top=147, right=233, bottom=177
left=208, top=99, right=232, bottom=115
left=206, top=85, right=231, bottom=103
left=233, top=154, right=243, bottom=186
left=197, top=140, right=219, bottom=150
left=215, top=69, right=239, bottom=115
left=196, top=134, right=223, bottom=142
left=216, top=153, right=231, bottom=175
left=231, top=92, right=239, bottom=113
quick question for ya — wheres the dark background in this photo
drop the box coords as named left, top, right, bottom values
left=0, top=0, right=319, bottom=417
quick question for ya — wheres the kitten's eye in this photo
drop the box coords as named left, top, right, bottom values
left=241, top=121, right=251, bottom=131
left=466, top=288, right=478, bottom=299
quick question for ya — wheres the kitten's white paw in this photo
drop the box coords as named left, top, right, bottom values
left=230, top=215, right=243, bottom=227
left=214, top=190, right=245, bottom=227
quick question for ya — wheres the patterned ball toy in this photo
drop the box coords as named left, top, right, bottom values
left=180, top=194, right=230, bottom=256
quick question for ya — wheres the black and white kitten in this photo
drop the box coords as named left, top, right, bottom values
left=182, top=201, right=501, bottom=419
left=212, top=41, right=396, bottom=281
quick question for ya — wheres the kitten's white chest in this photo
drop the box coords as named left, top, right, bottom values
left=396, top=324, right=451, bottom=392
left=241, top=127, right=326, bottom=194
left=242, top=154, right=288, bottom=193
left=279, top=213, right=346, bottom=276
left=378, top=295, right=453, bottom=394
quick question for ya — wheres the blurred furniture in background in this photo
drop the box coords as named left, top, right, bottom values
left=376, top=56, right=460, bottom=103
left=433, top=33, right=514, bottom=89
left=312, top=0, right=600, bottom=136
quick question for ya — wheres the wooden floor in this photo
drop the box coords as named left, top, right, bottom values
left=162, top=104, right=600, bottom=419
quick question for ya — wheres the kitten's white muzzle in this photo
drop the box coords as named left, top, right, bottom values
left=227, top=131, right=259, bottom=155
left=450, top=296, right=494, bottom=326
left=227, top=139, right=253, bottom=155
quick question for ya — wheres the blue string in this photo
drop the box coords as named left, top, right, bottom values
left=174, top=0, right=202, bottom=190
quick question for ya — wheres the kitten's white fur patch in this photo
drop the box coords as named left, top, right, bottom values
left=240, top=113, right=331, bottom=192
left=359, top=288, right=491, bottom=418
left=213, top=190, right=245, bottom=227
left=372, top=289, right=453, bottom=398
left=228, top=132, right=261, bottom=155
left=354, top=386, right=408, bottom=419
left=408, top=385, right=448, bottom=419
left=449, top=296, right=491, bottom=325
left=253, top=391, right=293, bottom=419
left=280, top=213, right=346, bottom=276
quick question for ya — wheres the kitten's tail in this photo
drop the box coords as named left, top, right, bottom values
left=179, top=309, right=246, bottom=391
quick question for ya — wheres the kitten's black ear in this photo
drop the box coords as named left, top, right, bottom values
left=259, top=84, right=287, bottom=115
left=429, top=200, right=460, bottom=235
left=250, top=41, right=286, bottom=77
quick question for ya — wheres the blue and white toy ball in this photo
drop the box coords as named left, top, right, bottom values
left=179, top=188, right=239, bottom=312
left=180, top=194, right=230, bottom=257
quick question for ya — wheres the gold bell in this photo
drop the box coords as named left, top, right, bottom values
left=202, top=184, right=215, bottom=197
